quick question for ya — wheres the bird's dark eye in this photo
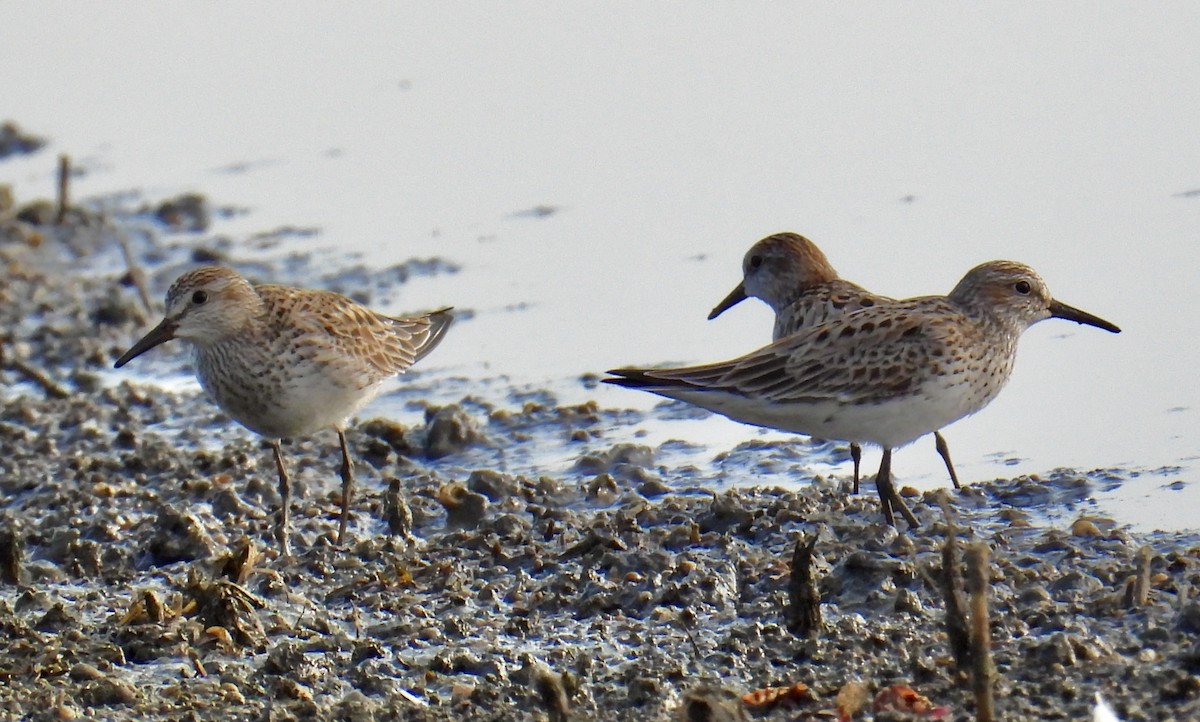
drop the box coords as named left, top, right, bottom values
left=192, top=290, right=208, bottom=305
left=1014, top=281, right=1031, bottom=295
left=748, top=255, right=763, bottom=270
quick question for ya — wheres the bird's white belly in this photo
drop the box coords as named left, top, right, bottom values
left=668, top=376, right=999, bottom=449
left=247, top=376, right=385, bottom=438
left=197, top=349, right=386, bottom=439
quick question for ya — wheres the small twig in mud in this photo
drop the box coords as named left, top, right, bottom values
left=56, top=154, right=70, bottom=225
left=533, top=666, right=570, bottom=722
left=940, top=500, right=972, bottom=671
left=0, top=522, right=23, bottom=585
left=787, top=533, right=821, bottom=637
left=1126, top=545, right=1153, bottom=608
left=115, top=229, right=155, bottom=318
left=383, top=477, right=414, bottom=539
left=0, top=343, right=70, bottom=399
left=0, top=185, right=16, bottom=224
left=677, top=609, right=704, bottom=661
left=966, top=542, right=995, bottom=722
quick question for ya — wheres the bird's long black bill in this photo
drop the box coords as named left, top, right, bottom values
left=114, top=319, right=178, bottom=368
left=708, top=282, right=748, bottom=320
left=1049, top=300, right=1121, bottom=334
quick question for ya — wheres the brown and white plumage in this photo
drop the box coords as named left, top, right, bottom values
left=611, top=260, right=1121, bottom=527
left=708, top=232, right=885, bottom=338
left=708, top=232, right=959, bottom=489
left=115, top=265, right=453, bottom=554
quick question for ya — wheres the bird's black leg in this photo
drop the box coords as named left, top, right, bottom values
left=337, top=429, right=354, bottom=545
left=934, top=432, right=961, bottom=489
left=874, top=448, right=920, bottom=529
left=271, top=441, right=292, bottom=557
left=851, top=442, right=863, bottom=494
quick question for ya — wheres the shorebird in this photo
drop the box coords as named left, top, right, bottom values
left=115, top=265, right=453, bottom=555
left=607, top=260, right=1120, bottom=527
left=707, top=232, right=960, bottom=491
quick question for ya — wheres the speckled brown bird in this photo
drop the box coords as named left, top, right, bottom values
left=115, top=265, right=453, bottom=555
left=708, top=232, right=962, bottom=492
left=611, top=260, right=1120, bottom=528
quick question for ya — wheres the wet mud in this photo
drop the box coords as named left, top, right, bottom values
left=1, top=183, right=1198, bottom=721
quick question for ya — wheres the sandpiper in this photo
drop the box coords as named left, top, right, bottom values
left=607, top=260, right=1120, bottom=528
left=707, top=232, right=960, bottom=491
left=115, top=265, right=453, bottom=555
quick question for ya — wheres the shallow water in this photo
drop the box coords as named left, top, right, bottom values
left=3, top=3, right=1198, bottom=530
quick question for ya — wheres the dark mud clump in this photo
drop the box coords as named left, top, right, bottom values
left=0, top=120, right=46, bottom=159
left=1, top=184, right=1198, bottom=721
